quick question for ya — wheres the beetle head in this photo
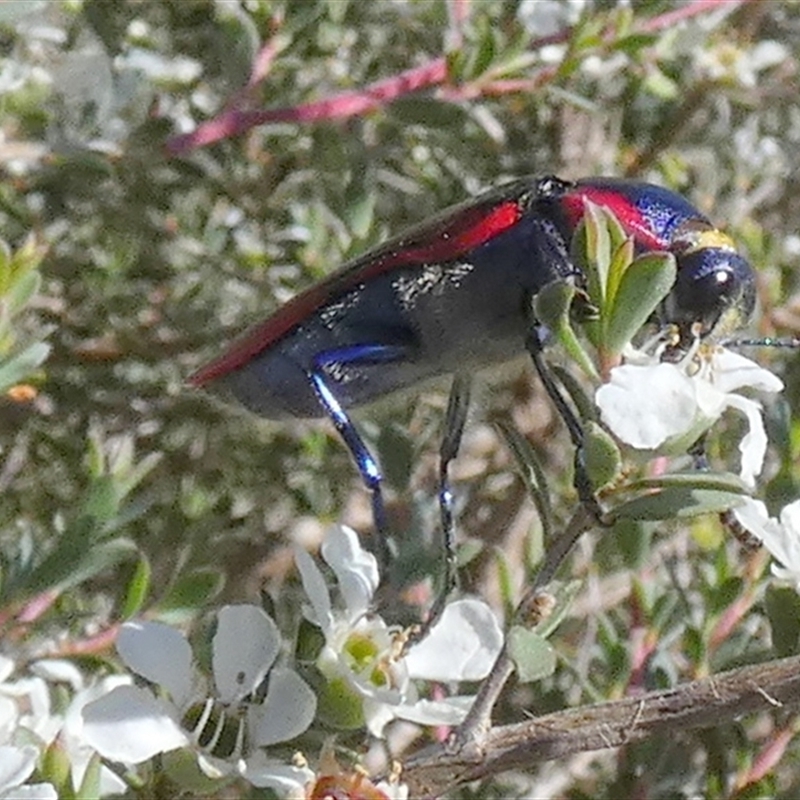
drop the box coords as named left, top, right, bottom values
left=664, top=223, right=756, bottom=345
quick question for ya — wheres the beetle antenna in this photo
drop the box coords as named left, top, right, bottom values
left=722, top=336, right=800, bottom=350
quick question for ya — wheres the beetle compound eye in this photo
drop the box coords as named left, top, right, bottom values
left=666, top=247, right=756, bottom=341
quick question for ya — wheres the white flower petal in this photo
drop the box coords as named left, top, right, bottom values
left=374, top=780, right=410, bottom=800
left=710, top=350, right=784, bottom=394
left=404, top=599, right=503, bottom=682
left=596, top=363, right=697, bottom=448
left=213, top=605, right=281, bottom=704
left=780, top=499, right=800, bottom=535
left=362, top=701, right=396, bottom=739
left=389, top=696, right=472, bottom=727
left=3, top=782, right=58, bottom=800
left=725, top=394, right=767, bottom=486
left=117, top=621, right=194, bottom=708
left=295, top=544, right=333, bottom=634
left=0, top=745, right=36, bottom=792
left=321, top=526, right=379, bottom=621
left=0, top=657, right=14, bottom=684
left=733, top=498, right=800, bottom=590
left=731, top=497, right=772, bottom=540
left=241, top=751, right=313, bottom=797
left=29, top=660, right=84, bottom=692
left=196, top=752, right=238, bottom=780
left=249, top=668, right=316, bottom=746
left=62, top=676, right=131, bottom=797
left=81, top=685, right=188, bottom=763
left=0, top=696, right=18, bottom=743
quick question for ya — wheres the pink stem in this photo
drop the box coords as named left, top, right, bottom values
left=165, top=0, right=753, bottom=155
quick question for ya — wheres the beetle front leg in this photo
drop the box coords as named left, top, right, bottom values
left=524, top=324, right=603, bottom=519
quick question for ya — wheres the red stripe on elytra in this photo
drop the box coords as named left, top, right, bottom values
left=189, top=200, right=521, bottom=385
left=562, top=188, right=667, bottom=250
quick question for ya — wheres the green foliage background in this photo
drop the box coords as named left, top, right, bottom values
left=3, top=1, right=800, bottom=797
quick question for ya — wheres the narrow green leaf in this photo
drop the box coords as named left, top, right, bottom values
left=20, top=536, right=137, bottom=600
left=765, top=586, right=800, bottom=658
left=623, top=471, right=750, bottom=495
left=493, top=547, right=515, bottom=618
left=533, top=281, right=598, bottom=380
left=156, top=568, right=225, bottom=623
left=76, top=752, right=103, bottom=800
left=532, top=579, right=583, bottom=639
left=604, top=252, right=676, bottom=356
left=508, top=627, right=557, bottom=683
left=120, top=553, right=152, bottom=619
left=7, top=269, right=40, bottom=315
left=583, top=421, right=622, bottom=491
left=469, top=25, right=496, bottom=79
left=117, top=451, right=163, bottom=501
left=582, top=202, right=612, bottom=304
left=612, top=488, right=747, bottom=521
left=496, top=420, right=553, bottom=539
left=604, top=237, right=635, bottom=314
left=0, top=341, right=50, bottom=393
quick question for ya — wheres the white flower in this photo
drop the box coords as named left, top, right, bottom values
left=295, top=525, right=503, bottom=737
left=731, top=498, right=800, bottom=590
left=0, top=744, right=57, bottom=800
left=81, top=605, right=316, bottom=794
left=595, top=345, right=783, bottom=487
left=0, top=655, right=129, bottom=796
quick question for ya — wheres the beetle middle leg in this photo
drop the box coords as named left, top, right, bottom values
left=424, top=373, right=472, bottom=629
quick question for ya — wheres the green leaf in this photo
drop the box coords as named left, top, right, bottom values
left=19, top=536, right=138, bottom=601
left=317, top=675, right=366, bottom=729
left=622, top=471, right=750, bottom=495
left=377, top=422, right=415, bottom=492
left=765, top=586, right=800, bottom=658
left=156, top=568, right=225, bottom=624
left=532, top=579, right=583, bottom=640
left=6, top=268, right=40, bottom=316
left=76, top=752, right=103, bottom=800
left=583, top=420, right=622, bottom=491
left=507, top=627, right=558, bottom=683
left=493, top=547, right=516, bottom=618
left=612, top=488, right=748, bottom=522
left=467, top=24, right=496, bottom=79
left=604, top=238, right=635, bottom=314
left=0, top=341, right=50, bottom=392
left=604, top=251, right=676, bottom=356
left=496, top=419, right=553, bottom=540
left=533, top=281, right=598, bottom=380
left=120, top=553, right=152, bottom=619
left=82, top=476, right=121, bottom=523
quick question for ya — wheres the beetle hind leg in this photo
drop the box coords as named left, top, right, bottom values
left=421, top=373, right=472, bottom=633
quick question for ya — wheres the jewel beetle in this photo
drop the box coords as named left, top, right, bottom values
left=189, top=175, right=756, bottom=608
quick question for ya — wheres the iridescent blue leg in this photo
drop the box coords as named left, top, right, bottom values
left=309, top=343, right=408, bottom=571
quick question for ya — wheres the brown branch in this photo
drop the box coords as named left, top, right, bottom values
left=401, top=654, right=800, bottom=798
left=454, top=503, right=598, bottom=742
left=164, top=0, right=748, bottom=156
